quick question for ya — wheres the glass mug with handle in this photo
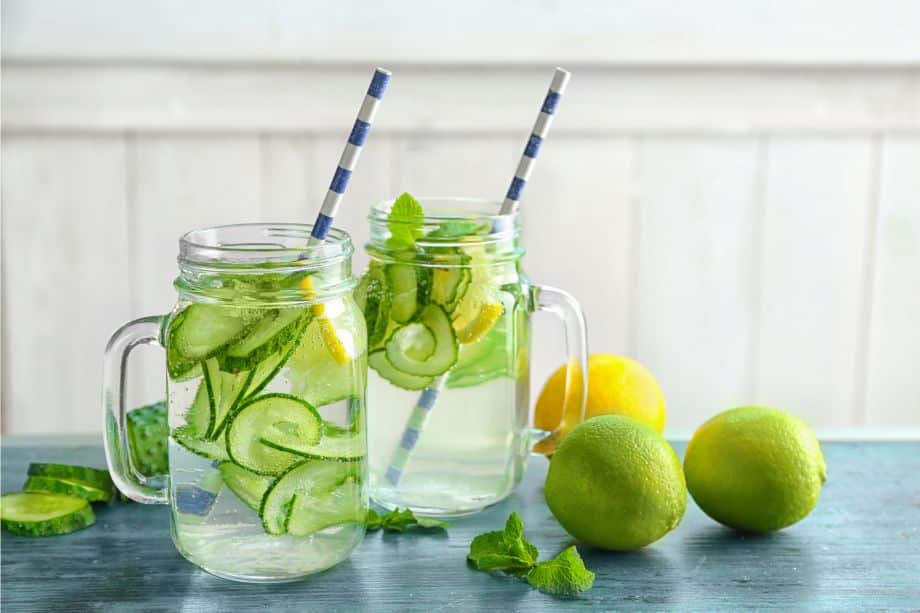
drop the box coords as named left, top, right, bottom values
left=358, top=196, right=588, bottom=516
left=103, top=223, right=368, bottom=583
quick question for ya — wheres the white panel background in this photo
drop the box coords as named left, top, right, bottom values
left=2, top=0, right=920, bottom=434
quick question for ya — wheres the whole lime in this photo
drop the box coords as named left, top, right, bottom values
left=544, top=415, right=687, bottom=551
left=684, top=406, right=826, bottom=532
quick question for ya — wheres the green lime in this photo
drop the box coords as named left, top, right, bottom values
left=544, top=415, right=686, bottom=551
left=684, top=406, right=826, bottom=532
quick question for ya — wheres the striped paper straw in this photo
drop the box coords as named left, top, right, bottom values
left=308, top=67, right=391, bottom=246
left=384, top=68, right=571, bottom=487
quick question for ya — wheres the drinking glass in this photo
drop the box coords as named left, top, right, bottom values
left=103, top=223, right=367, bottom=582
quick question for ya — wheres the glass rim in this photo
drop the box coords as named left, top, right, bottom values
left=179, top=222, right=354, bottom=270
left=368, top=196, right=518, bottom=224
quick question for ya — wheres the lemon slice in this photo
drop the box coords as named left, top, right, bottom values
left=299, top=276, right=350, bottom=365
left=454, top=302, right=504, bottom=345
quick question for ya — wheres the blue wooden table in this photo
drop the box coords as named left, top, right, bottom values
left=2, top=438, right=918, bottom=611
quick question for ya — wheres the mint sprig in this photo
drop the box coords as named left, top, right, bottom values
left=387, top=192, right=425, bottom=249
left=366, top=508, right=450, bottom=533
left=468, top=512, right=595, bottom=597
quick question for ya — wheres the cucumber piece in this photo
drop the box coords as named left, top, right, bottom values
left=239, top=340, right=298, bottom=403
left=167, top=304, right=261, bottom=377
left=260, top=427, right=366, bottom=461
left=368, top=350, right=434, bottom=390
left=226, top=394, right=323, bottom=475
left=24, top=476, right=113, bottom=503
left=445, top=268, right=471, bottom=314
left=355, top=267, right=391, bottom=349
left=286, top=477, right=363, bottom=536
left=26, top=463, right=114, bottom=493
left=431, top=267, right=471, bottom=311
left=126, top=401, right=169, bottom=477
left=205, top=359, right=254, bottom=439
left=387, top=264, right=431, bottom=323
left=385, top=304, right=458, bottom=377
left=446, top=316, right=513, bottom=389
left=259, top=459, right=361, bottom=535
left=219, top=307, right=310, bottom=373
left=218, top=461, right=274, bottom=512
left=1, top=492, right=95, bottom=536
left=387, top=322, right=436, bottom=362
left=185, top=379, right=214, bottom=438
left=172, top=425, right=230, bottom=461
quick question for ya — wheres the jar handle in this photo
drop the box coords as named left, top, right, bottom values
left=102, top=315, right=169, bottom=504
left=528, top=284, right=588, bottom=454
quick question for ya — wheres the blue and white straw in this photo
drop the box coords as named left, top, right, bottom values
left=385, top=68, right=571, bottom=487
left=308, top=68, right=391, bottom=246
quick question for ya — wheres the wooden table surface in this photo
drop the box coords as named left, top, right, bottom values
left=2, top=438, right=918, bottom=612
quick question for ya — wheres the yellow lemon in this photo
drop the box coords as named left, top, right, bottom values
left=535, top=354, right=666, bottom=444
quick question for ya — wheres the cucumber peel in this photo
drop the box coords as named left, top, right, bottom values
left=26, top=463, right=114, bottom=493
left=259, top=459, right=361, bottom=535
left=385, top=304, right=458, bottom=377
left=24, top=476, right=113, bottom=503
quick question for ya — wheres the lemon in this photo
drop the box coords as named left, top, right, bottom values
left=454, top=303, right=504, bottom=344
left=684, top=406, right=826, bottom=533
left=299, top=276, right=350, bottom=365
left=535, top=354, right=666, bottom=444
left=545, top=415, right=686, bottom=551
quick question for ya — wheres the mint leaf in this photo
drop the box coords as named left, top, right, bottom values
left=427, top=220, right=488, bottom=239
left=366, top=507, right=450, bottom=533
left=525, top=546, right=595, bottom=597
left=467, top=512, right=538, bottom=573
left=365, top=509, right=383, bottom=531
left=387, top=192, right=425, bottom=249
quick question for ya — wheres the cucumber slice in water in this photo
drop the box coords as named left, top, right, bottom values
left=388, top=322, right=436, bottom=362
left=240, top=340, right=299, bottom=402
left=385, top=304, right=458, bottom=377
left=387, top=264, right=431, bottom=323
left=220, top=307, right=309, bottom=373
left=218, top=461, right=274, bottom=512
left=368, top=350, right=434, bottom=390
left=226, top=394, right=323, bottom=475
left=259, top=459, right=361, bottom=535
left=260, top=427, right=366, bottom=461
left=172, top=425, right=230, bottom=462
left=27, top=463, right=114, bottom=493
left=287, top=317, right=365, bottom=408
left=1, top=492, right=95, bottom=537
left=204, top=359, right=253, bottom=439
left=24, top=476, right=113, bottom=503
left=167, top=304, right=261, bottom=377
left=286, top=477, right=363, bottom=536
left=431, top=266, right=471, bottom=312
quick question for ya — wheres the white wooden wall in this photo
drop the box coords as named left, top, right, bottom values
left=3, top=1, right=920, bottom=434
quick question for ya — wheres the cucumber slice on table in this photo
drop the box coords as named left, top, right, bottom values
left=126, top=401, right=169, bottom=477
left=1, top=492, right=95, bottom=536
left=226, top=394, right=323, bottom=475
left=385, top=304, right=458, bottom=377
left=219, top=307, right=310, bottom=373
left=259, top=459, right=362, bottom=535
left=368, top=350, right=434, bottom=390
left=218, top=461, right=274, bottom=512
left=167, top=304, right=261, bottom=377
left=387, top=264, right=431, bottom=323
left=27, top=463, right=114, bottom=493
left=24, top=476, right=113, bottom=503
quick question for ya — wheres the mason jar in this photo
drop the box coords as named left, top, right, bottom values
left=103, top=223, right=367, bottom=582
left=360, top=197, right=588, bottom=517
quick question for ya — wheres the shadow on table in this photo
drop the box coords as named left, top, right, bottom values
left=681, top=525, right=818, bottom=608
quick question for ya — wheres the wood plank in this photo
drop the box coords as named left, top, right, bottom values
left=521, top=137, right=635, bottom=402
left=4, top=0, right=920, bottom=65
left=4, top=64, right=919, bottom=135
left=3, top=440, right=919, bottom=610
left=864, top=136, right=920, bottom=426
left=130, top=136, right=262, bottom=404
left=634, top=138, right=760, bottom=431
left=1, top=136, right=130, bottom=433
left=754, top=137, right=873, bottom=427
